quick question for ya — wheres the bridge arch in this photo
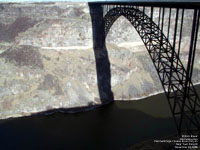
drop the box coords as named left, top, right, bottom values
left=103, top=7, right=168, bottom=53
left=103, top=7, right=174, bottom=92
left=102, top=6, right=200, bottom=134
left=89, top=4, right=200, bottom=134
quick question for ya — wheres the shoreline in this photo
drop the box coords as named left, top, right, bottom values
left=0, top=83, right=199, bottom=121
left=121, top=82, right=200, bottom=101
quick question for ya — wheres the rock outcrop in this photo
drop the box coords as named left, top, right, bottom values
left=0, top=2, right=199, bottom=119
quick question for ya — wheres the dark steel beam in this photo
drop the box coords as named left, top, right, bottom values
left=89, top=2, right=200, bottom=9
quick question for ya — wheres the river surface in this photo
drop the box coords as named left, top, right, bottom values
left=0, top=85, right=199, bottom=150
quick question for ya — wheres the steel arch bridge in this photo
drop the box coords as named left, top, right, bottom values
left=89, top=2, right=200, bottom=135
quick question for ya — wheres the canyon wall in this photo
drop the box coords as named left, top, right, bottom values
left=0, top=2, right=199, bottom=119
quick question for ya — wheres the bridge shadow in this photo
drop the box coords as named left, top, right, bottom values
left=89, top=3, right=114, bottom=104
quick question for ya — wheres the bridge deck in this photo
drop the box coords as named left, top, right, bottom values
left=90, top=0, right=200, bottom=9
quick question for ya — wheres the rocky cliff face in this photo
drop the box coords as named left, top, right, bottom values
left=0, top=2, right=199, bottom=119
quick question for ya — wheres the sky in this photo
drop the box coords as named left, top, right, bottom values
left=0, top=0, right=90, bottom=1
left=3, top=0, right=161, bottom=1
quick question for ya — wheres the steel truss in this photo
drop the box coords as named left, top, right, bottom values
left=102, top=6, right=200, bottom=135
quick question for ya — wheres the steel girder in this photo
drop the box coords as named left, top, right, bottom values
left=103, top=6, right=200, bottom=135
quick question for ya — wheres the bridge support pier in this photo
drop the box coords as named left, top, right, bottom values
left=89, top=4, right=114, bottom=103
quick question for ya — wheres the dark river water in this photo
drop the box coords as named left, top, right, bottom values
left=0, top=85, right=199, bottom=150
